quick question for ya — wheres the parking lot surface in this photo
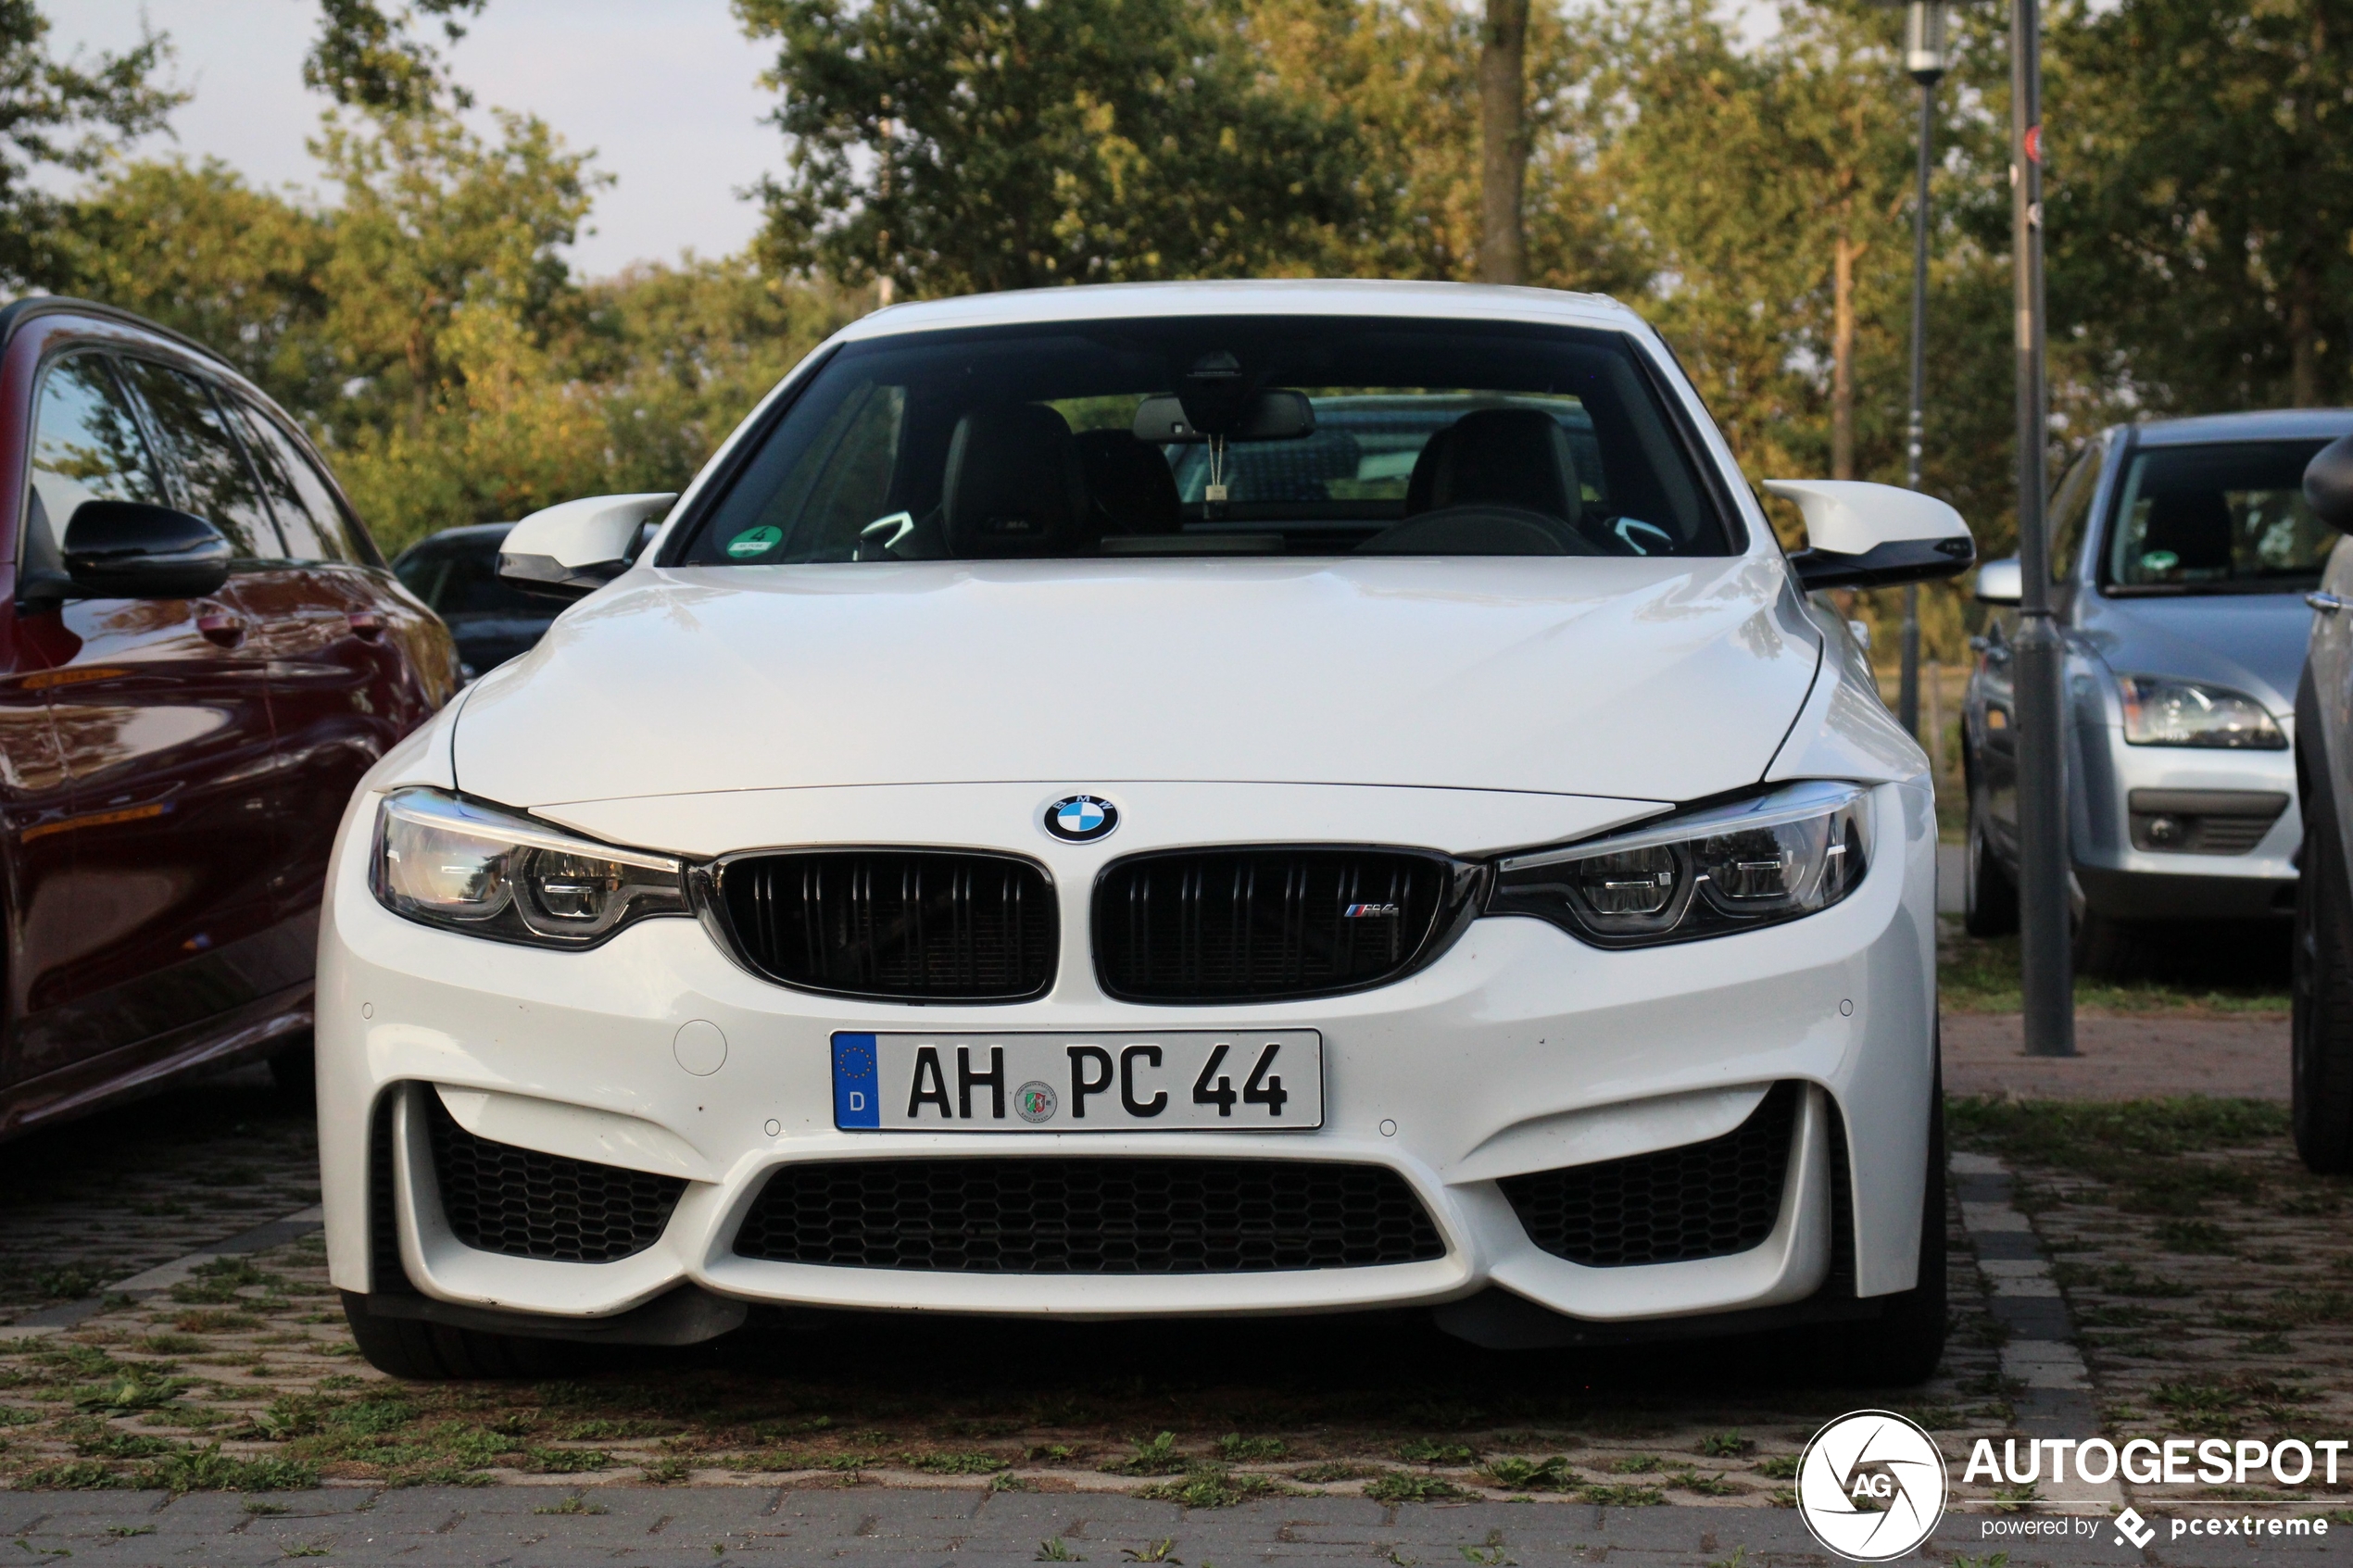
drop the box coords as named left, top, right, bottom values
left=2, top=1006, right=2346, bottom=1556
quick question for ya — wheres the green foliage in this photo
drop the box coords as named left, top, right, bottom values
left=737, top=0, right=1380, bottom=294
left=0, top=0, right=182, bottom=289
left=305, top=0, right=486, bottom=112
left=1362, top=1470, right=1470, bottom=1502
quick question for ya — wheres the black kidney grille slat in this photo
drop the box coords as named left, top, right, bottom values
left=1500, top=1081, right=1800, bottom=1268
left=733, top=1158, right=1445, bottom=1273
left=423, top=1091, right=686, bottom=1263
left=1095, top=849, right=1455, bottom=1002
left=721, top=850, right=1055, bottom=1001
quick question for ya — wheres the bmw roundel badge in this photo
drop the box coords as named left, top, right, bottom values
left=1045, top=794, right=1118, bottom=843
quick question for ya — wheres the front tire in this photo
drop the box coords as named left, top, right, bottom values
left=1962, top=785, right=2019, bottom=938
left=341, top=1292, right=577, bottom=1381
left=2294, top=801, right=2353, bottom=1173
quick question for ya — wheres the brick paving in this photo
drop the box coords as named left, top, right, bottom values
left=3, top=1013, right=2348, bottom=1559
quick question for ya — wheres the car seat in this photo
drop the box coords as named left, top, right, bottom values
left=1074, top=430, right=1182, bottom=537
left=941, top=405, right=1090, bottom=558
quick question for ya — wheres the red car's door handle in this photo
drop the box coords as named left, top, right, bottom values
left=347, top=610, right=385, bottom=641
left=196, top=612, right=245, bottom=648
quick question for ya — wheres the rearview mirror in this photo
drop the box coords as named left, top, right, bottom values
left=57, top=500, right=232, bottom=601
left=1764, top=479, right=1976, bottom=590
left=2307, top=433, right=2353, bottom=533
left=1133, top=390, right=1315, bottom=444
left=1974, top=558, right=2022, bottom=605
left=498, top=493, right=677, bottom=597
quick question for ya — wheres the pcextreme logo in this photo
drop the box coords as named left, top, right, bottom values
left=1797, top=1411, right=1949, bottom=1562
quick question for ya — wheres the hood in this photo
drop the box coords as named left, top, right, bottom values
left=453, top=556, right=1821, bottom=809
left=2076, top=590, right=2313, bottom=714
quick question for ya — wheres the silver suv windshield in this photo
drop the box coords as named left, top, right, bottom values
left=2104, top=439, right=2334, bottom=594
left=671, top=316, right=1733, bottom=564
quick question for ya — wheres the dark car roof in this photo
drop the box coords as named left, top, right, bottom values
left=395, top=522, right=516, bottom=560
left=2125, top=409, right=2353, bottom=447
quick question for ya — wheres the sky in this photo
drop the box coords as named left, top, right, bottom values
left=49, top=0, right=780, bottom=280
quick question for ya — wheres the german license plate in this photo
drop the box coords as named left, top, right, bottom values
left=831, top=1031, right=1323, bottom=1131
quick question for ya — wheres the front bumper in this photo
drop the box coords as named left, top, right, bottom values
left=2070, top=706, right=2298, bottom=920
left=317, top=779, right=1938, bottom=1332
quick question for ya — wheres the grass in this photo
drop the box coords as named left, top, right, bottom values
left=1135, top=1464, right=1291, bottom=1508
left=1939, top=922, right=2289, bottom=1015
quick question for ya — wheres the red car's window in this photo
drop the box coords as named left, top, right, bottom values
left=234, top=404, right=362, bottom=566
left=27, top=354, right=164, bottom=555
left=117, top=358, right=282, bottom=561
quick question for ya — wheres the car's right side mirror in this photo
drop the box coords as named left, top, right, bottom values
left=1974, top=558, right=2023, bottom=605
left=498, top=493, right=678, bottom=597
left=2306, top=433, right=2353, bottom=533
left=1764, top=479, right=1976, bottom=590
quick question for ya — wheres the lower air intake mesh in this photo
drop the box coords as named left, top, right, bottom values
left=733, top=1158, right=1446, bottom=1273
left=423, top=1090, right=686, bottom=1263
left=1500, top=1081, right=1801, bottom=1268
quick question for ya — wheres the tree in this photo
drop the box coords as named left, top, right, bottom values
left=0, top=0, right=182, bottom=289
left=1478, top=0, right=1529, bottom=283
left=56, top=158, right=335, bottom=412
left=305, top=0, right=487, bottom=111
left=737, top=0, right=1380, bottom=295
left=2046, top=0, right=2353, bottom=409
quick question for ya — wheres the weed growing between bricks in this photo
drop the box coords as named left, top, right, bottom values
left=1951, top=1096, right=2353, bottom=1506
left=0, top=1210, right=2015, bottom=1504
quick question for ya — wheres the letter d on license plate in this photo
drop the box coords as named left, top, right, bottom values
left=831, top=1031, right=1322, bottom=1131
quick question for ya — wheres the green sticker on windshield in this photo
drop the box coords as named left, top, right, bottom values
left=2141, top=549, right=2180, bottom=573
left=726, top=525, right=783, bottom=558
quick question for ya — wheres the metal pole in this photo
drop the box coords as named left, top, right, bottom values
left=2009, top=0, right=2075, bottom=1056
left=1898, top=76, right=1934, bottom=740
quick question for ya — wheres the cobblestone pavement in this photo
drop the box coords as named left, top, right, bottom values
left=0, top=1064, right=320, bottom=1320
left=3, top=1047, right=2350, bottom=1560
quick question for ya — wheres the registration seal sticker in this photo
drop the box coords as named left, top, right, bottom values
left=1014, top=1081, right=1058, bottom=1123
left=726, top=524, right=784, bottom=558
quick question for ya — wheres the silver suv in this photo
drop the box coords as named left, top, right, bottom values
left=1963, top=410, right=2350, bottom=973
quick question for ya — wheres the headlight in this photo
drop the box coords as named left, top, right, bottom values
left=2116, top=675, right=2285, bottom=749
left=1488, top=781, right=1870, bottom=948
left=372, top=788, right=690, bottom=947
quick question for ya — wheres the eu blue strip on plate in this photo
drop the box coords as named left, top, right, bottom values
left=832, top=1032, right=880, bottom=1129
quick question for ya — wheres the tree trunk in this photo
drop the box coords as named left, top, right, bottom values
left=1831, top=234, right=1861, bottom=480
left=2291, top=261, right=2320, bottom=406
left=1478, top=0, right=1529, bottom=286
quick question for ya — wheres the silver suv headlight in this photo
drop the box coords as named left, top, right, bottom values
left=2116, top=674, right=2286, bottom=749
left=371, top=787, right=690, bottom=947
left=1488, top=780, right=1870, bottom=948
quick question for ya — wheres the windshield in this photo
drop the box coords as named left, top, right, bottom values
left=2103, top=439, right=2334, bottom=594
left=671, top=317, right=1733, bottom=564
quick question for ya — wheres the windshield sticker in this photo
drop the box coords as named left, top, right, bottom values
left=726, top=525, right=783, bottom=558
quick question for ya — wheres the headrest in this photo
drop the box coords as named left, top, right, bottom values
left=1403, top=408, right=1582, bottom=528
left=1074, top=430, right=1180, bottom=534
left=2140, top=489, right=2233, bottom=572
left=942, top=405, right=1088, bottom=557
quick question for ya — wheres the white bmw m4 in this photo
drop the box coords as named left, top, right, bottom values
left=316, top=281, right=1975, bottom=1381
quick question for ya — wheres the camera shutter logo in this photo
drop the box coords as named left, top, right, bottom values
left=1796, top=1410, right=1948, bottom=1562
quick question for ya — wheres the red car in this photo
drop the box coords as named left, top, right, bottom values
left=0, top=298, right=458, bottom=1138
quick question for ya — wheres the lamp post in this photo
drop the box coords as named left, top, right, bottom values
left=2009, top=0, right=2075, bottom=1056
left=1897, top=2, right=1949, bottom=744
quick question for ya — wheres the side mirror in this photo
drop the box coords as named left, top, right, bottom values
left=1975, top=558, right=2023, bottom=605
left=497, top=493, right=677, bottom=598
left=2306, top=433, right=2353, bottom=533
left=53, top=500, right=232, bottom=601
left=1764, top=479, right=1976, bottom=590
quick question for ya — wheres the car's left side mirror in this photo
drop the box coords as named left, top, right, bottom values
left=1765, top=479, right=1976, bottom=590
left=497, top=493, right=677, bottom=598
left=2306, top=433, right=2353, bottom=533
left=51, top=500, right=233, bottom=602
